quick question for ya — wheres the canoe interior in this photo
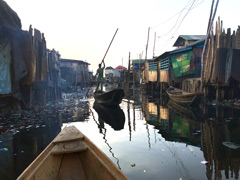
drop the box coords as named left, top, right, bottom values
left=166, top=87, right=203, bottom=106
left=17, top=126, right=129, bottom=180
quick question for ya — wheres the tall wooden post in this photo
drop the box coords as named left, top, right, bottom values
left=145, top=27, right=150, bottom=59
left=153, top=32, right=156, bottom=58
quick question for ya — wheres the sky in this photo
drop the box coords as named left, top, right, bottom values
left=4, top=0, right=240, bottom=73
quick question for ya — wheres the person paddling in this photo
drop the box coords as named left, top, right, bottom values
left=95, top=61, right=105, bottom=92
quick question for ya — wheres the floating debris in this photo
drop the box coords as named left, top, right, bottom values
left=131, top=163, right=136, bottom=167
left=0, top=148, right=8, bottom=151
left=222, top=142, right=240, bottom=149
left=201, top=161, right=208, bottom=164
left=189, top=147, right=194, bottom=152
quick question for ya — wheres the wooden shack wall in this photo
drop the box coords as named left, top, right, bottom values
left=202, top=17, right=240, bottom=101
left=203, top=17, right=240, bottom=85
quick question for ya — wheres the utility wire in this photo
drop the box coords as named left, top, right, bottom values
left=155, top=0, right=202, bottom=56
left=170, top=0, right=198, bottom=37
left=143, top=0, right=204, bottom=58
left=151, top=0, right=194, bottom=29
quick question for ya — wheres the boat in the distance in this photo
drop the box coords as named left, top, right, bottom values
left=94, top=88, right=125, bottom=106
left=166, top=86, right=203, bottom=106
left=17, top=125, right=129, bottom=180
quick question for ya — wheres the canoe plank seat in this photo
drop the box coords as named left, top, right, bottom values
left=51, top=126, right=88, bottom=179
left=51, top=140, right=88, bottom=155
left=52, top=126, right=84, bottom=144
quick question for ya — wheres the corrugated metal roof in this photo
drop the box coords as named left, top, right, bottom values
left=154, top=39, right=205, bottom=60
left=173, top=35, right=206, bottom=47
left=169, top=47, right=192, bottom=55
left=179, top=35, right=206, bottom=40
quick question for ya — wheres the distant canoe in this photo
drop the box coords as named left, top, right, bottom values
left=17, top=125, right=129, bottom=180
left=166, top=86, right=203, bottom=106
left=94, top=88, right=125, bottom=106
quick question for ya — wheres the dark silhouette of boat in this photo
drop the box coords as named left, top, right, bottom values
left=93, top=102, right=125, bottom=130
left=94, top=88, right=125, bottom=106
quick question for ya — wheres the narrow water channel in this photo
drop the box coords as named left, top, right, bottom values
left=1, top=88, right=240, bottom=180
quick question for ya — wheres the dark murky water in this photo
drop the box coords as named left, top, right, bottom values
left=1, top=88, right=240, bottom=180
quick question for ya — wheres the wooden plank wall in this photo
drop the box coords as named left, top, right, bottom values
left=182, top=78, right=202, bottom=93
left=203, top=17, right=240, bottom=84
left=202, top=18, right=240, bottom=101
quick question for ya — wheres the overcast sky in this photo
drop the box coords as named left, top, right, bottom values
left=5, top=0, right=240, bottom=72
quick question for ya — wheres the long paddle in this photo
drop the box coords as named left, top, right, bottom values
left=85, top=28, right=119, bottom=97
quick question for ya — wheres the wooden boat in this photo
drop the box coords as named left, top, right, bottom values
left=17, top=125, right=129, bottom=180
left=94, top=88, right=125, bottom=106
left=166, top=86, right=203, bottom=106
left=93, top=102, right=125, bottom=130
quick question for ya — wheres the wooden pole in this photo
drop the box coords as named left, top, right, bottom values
left=101, top=28, right=119, bottom=64
left=201, top=0, right=219, bottom=90
left=153, top=32, right=156, bottom=58
left=85, top=28, right=119, bottom=97
left=128, top=52, right=131, bottom=94
left=145, top=27, right=150, bottom=59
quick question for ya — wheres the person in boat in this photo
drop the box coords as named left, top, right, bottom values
left=95, top=61, right=105, bottom=92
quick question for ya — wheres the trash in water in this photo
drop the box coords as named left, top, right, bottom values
left=131, top=163, right=136, bottom=167
left=201, top=161, right=208, bottom=164
left=0, top=148, right=8, bottom=151
left=193, top=130, right=201, bottom=133
left=222, top=142, right=240, bottom=149
left=189, top=147, right=194, bottom=152
left=143, top=170, right=146, bottom=172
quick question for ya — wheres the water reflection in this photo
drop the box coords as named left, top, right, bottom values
left=2, top=87, right=240, bottom=180
left=200, top=111, right=240, bottom=180
left=0, top=120, right=61, bottom=180
left=90, top=106, right=122, bottom=169
left=140, top=95, right=240, bottom=180
left=93, top=102, right=125, bottom=130
left=167, top=99, right=204, bottom=122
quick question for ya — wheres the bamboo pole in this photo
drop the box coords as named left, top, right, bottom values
left=85, top=28, right=119, bottom=97
left=153, top=32, right=156, bottom=58
left=145, top=27, right=150, bottom=59
left=201, top=0, right=220, bottom=90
